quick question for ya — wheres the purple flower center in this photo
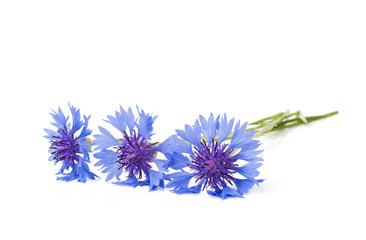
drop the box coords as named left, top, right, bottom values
left=50, top=127, right=80, bottom=168
left=189, top=139, right=238, bottom=190
left=115, top=130, right=158, bottom=179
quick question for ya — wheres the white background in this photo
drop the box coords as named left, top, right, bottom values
left=1, top=1, right=365, bottom=239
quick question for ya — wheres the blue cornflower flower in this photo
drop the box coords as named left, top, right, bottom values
left=93, top=106, right=167, bottom=191
left=44, top=104, right=98, bottom=182
left=162, top=114, right=264, bottom=199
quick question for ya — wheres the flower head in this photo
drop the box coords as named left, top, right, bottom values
left=93, top=106, right=166, bottom=190
left=162, top=114, right=263, bottom=199
left=44, top=104, right=98, bottom=182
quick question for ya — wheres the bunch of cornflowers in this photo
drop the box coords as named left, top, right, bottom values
left=45, top=105, right=337, bottom=199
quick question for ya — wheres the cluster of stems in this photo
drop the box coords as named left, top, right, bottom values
left=238, top=110, right=338, bottom=138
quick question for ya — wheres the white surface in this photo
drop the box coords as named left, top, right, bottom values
left=1, top=1, right=365, bottom=239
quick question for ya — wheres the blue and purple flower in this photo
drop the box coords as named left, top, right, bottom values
left=162, top=114, right=264, bottom=199
left=93, top=106, right=167, bottom=191
left=44, top=104, right=98, bottom=182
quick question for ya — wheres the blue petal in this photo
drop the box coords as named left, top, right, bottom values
left=235, top=162, right=263, bottom=179
left=76, top=157, right=99, bottom=182
left=239, top=139, right=262, bottom=151
left=165, top=171, right=194, bottom=192
left=206, top=189, right=221, bottom=197
left=55, top=158, right=98, bottom=183
left=78, top=139, right=91, bottom=162
left=199, top=113, right=218, bottom=141
left=154, top=159, right=169, bottom=172
left=148, top=170, right=164, bottom=190
left=186, top=183, right=202, bottom=194
left=137, top=179, right=150, bottom=187
left=137, top=106, right=157, bottom=139
left=176, top=120, right=201, bottom=146
left=199, top=115, right=208, bottom=129
left=56, top=167, right=78, bottom=182
left=113, top=175, right=139, bottom=188
left=234, top=179, right=257, bottom=195
left=57, top=161, right=70, bottom=174
left=218, top=114, right=235, bottom=143
left=50, top=107, right=68, bottom=129
left=93, top=126, right=120, bottom=150
left=172, top=185, right=202, bottom=194
left=105, top=165, right=123, bottom=181
left=235, top=149, right=264, bottom=161
left=69, top=104, right=83, bottom=134
left=43, top=128, right=57, bottom=139
left=155, top=135, right=193, bottom=155
left=220, top=186, right=243, bottom=199
left=77, top=115, right=92, bottom=140
left=120, top=106, right=136, bottom=134
left=164, top=152, right=190, bottom=170
left=94, top=149, right=118, bottom=166
left=165, top=171, right=192, bottom=181
left=228, top=121, right=250, bottom=149
left=104, top=111, right=127, bottom=133
left=94, top=149, right=122, bottom=181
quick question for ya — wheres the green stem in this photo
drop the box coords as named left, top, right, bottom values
left=250, top=110, right=338, bottom=138
left=270, top=111, right=338, bottom=133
